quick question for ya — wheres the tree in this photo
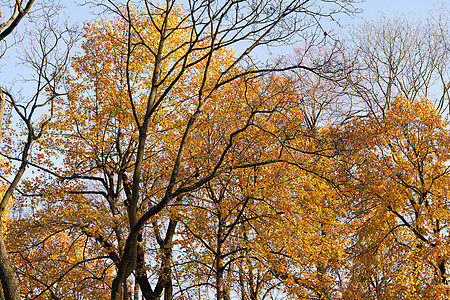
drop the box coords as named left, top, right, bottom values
left=22, top=1, right=356, bottom=299
left=342, top=96, right=450, bottom=299
left=164, top=98, right=350, bottom=300
left=0, top=0, right=35, bottom=137
left=6, top=208, right=114, bottom=299
left=180, top=162, right=349, bottom=300
left=0, top=1, right=80, bottom=299
left=335, top=12, right=450, bottom=298
left=349, top=13, right=450, bottom=116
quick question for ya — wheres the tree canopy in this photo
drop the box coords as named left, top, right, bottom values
left=1, top=1, right=450, bottom=300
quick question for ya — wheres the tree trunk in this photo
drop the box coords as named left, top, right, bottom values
left=439, top=258, right=447, bottom=285
left=0, top=89, right=19, bottom=300
left=164, top=272, right=172, bottom=300
left=216, top=208, right=226, bottom=300
left=216, top=250, right=225, bottom=300
left=0, top=225, right=20, bottom=300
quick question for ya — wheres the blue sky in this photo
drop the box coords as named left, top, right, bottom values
left=65, top=0, right=445, bottom=26
left=350, top=0, right=444, bottom=23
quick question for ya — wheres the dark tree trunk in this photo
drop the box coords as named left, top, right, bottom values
left=0, top=226, right=20, bottom=300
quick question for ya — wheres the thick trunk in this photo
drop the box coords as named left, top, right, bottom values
left=216, top=252, right=225, bottom=300
left=136, top=232, right=155, bottom=300
left=0, top=90, right=20, bottom=300
left=216, top=248, right=230, bottom=300
left=0, top=226, right=19, bottom=300
left=111, top=279, right=122, bottom=300
left=164, top=272, right=172, bottom=300
left=111, top=234, right=138, bottom=300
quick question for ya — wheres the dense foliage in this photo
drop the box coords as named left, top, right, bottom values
left=1, top=1, right=450, bottom=300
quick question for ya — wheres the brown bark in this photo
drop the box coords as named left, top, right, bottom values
left=136, top=219, right=177, bottom=300
left=0, top=226, right=19, bottom=300
left=0, top=0, right=35, bottom=41
left=216, top=207, right=230, bottom=300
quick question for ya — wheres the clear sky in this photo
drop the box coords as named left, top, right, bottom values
left=65, top=0, right=446, bottom=27
left=348, top=0, right=444, bottom=23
